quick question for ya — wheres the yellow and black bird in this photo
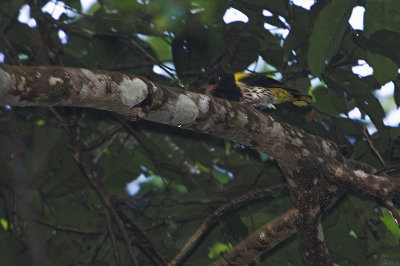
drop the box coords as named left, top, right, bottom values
left=205, top=72, right=312, bottom=109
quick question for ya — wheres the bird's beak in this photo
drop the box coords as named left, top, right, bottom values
left=205, top=84, right=217, bottom=95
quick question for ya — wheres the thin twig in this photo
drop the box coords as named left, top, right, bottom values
left=106, top=209, right=123, bottom=266
left=66, top=114, right=139, bottom=266
left=26, top=0, right=63, bottom=65
left=83, top=123, right=123, bottom=150
left=87, top=233, right=108, bottom=266
left=112, top=201, right=168, bottom=266
left=374, top=164, right=400, bottom=175
left=47, top=16, right=180, bottom=83
left=49, top=107, right=69, bottom=131
left=122, top=197, right=228, bottom=206
left=170, top=184, right=288, bottom=265
left=362, top=127, right=386, bottom=167
left=0, top=26, right=22, bottom=65
left=34, top=218, right=104, bottom=234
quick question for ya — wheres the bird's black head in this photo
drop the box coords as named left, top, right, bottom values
left=205, top=73, right=241, bottom=101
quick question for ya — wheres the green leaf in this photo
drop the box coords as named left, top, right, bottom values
left=65, top=0, right=81, bottom=11
left=370, top=30, right=400, bottom=64
left=332, top=118, right=364, bottom=136
left=85, top=2, right=101, bottom=15
left=307, top=0, right=355, bottom=76
left=148, top=174, right=165, bottom=189
left=325, top=206, right=368, bottom=264
left=364, top=0, right=400, bottom=37
left=283, top=5, right=311, bottom=55
left=147, top=36, right=172, bottom=61
left=380, top=208, right=400, bottom=241
left=223, top=22, right=260, bottom=72
left=35, top=119, right=45, bottom=126
left=323, top=69, right=387, bottom=133
left=196, top=161, right=210, bottom=174
left=212, top=168, right=231, bottom=184
left=0, top=218, right=8, bottom=230
left=172, top=28, right=210, bottom=79
left=208, top=241, right=232, bottom=259
left=239, top=0, right=289, bottom=17
left=132, top=148, right=156, bottom=172
left=366, top=52, right=398, bottom=84
left=376, top=251, right=400, bottom=265
left=353, top=30, right=400, bottom=65
left=0, top=234, right=30, bottom=265
left=0, top=0, right=24, bottom=22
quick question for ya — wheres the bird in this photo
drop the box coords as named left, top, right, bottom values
left=205, top=72, right=312, bottom=109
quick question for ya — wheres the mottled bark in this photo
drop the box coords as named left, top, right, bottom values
left=1, top=64, right=399, bottom=265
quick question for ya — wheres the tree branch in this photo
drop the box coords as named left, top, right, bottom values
left=212, top=184, right=345, bottom=265
left=1, top=64, right=397, bottom=197
left=169, top=184, right=288, bottom=266
left=1, top=64, right=399, bottom=264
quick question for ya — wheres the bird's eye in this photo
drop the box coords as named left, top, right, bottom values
left=208, top=75, right=221, bottom=85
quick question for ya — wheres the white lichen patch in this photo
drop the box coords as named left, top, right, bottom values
left=197, top=95, right=209, bottom=114
left=236, top=110, right=249, bottom=127
left=302, top=149, right=310, bottom=156
left=227, top=109, right=234, bottom=118
left=335, top=168, right=343, bottom=177
left=0, top=68, right=21, bottom=105
left=259, top=232, right=266, bottom=241
left=321, top=140, right=330, bottom=154
left=0, top=68, right=10, bottom=92
left=249, top=123, right=257, bottom=131
left=81, top=69, right=98, bottom=81
left=270, top=122, right=284, bottom=137
left=354, top=169, right=367, bottom=179
left=317, top=223, right=324, bottom=241
left=317, top=157, right=324, bottom=163
left=321, top=139, right=337, bottom=158
left=327, top=185, right=337, bottom=193
left=80, top=69, right=104, bottom=94
left=171, top=94, right=199, bottom=125
left=375, top=175, right=387, bottom=181
left=292, top=137, right=303, bottom=147
left=198, top=119, right=215, bottom=131
left=382, top=188, right=389, bottom=196
left=49, top=76, right=63, bottom=86
left=286, top=177, right=296, bottom=188
left=119, top=78, right=148, bottom=107
left=63, top=99, right=73, bottom=105
left=385, top=197, right=393, bottom=205
left=143, top=110, right=171, bottom=123
left=80, top=85, right=89, bottom=99
left=17, top=76, right=26, bottom=91
left=149, top=81, right=158, bottom=91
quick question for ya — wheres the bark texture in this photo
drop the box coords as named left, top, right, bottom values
left=1, top=64, right=399, bottom=265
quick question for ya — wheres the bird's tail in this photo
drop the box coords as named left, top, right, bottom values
left=269, top=87, right=313, bottom=107
left=292, top=94, right=313, bottom=107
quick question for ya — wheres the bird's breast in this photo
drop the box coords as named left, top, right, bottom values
left=240, top=86, right=276, bottom=108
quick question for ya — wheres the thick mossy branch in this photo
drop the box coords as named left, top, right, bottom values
left=1, top=64, right=400, bottom=266
left=1, top=64, right=399, bottom=200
